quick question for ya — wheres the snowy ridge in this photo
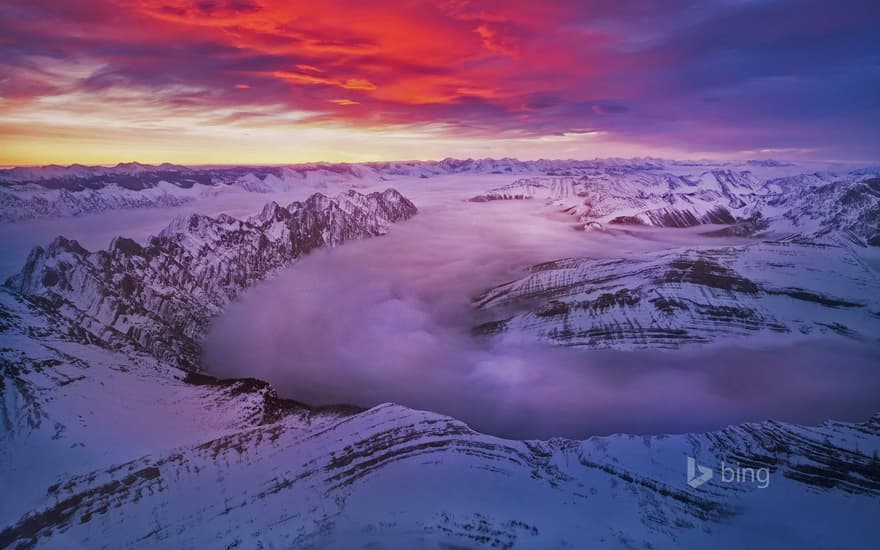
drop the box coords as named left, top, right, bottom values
left=1, top=287, right=878, bottom=548
left=467, top=164, right=880, bottom=349
left=3, top=188, right=417, bottom=370
left=0, top=157, right=673, bottom=186
left=5, top=158, right=870, bottom=224
left=3, top=162, right=880, bottom=547
left=4, top=400, right=879, bottom=548
left=0, top=163, right=386, bottom=222
left=471, top=169, right=880, bottom=246
left=475, top=241, right=880, bottom=349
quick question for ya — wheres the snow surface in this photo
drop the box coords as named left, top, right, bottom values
left=1, top=159, right=879, bottom=548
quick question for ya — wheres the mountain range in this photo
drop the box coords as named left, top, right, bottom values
left=1, top=162, right=879, bottom=548
left=5, top=159, right=876, bottom=234
left=470, top=168, right=880, bottom=246
left=4, top=189, right=416, bottom=370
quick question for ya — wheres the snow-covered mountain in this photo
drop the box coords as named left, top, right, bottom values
left=1, top=284, right=878, bottom=549
left=0, top=157, right=675, bottom=188
left=0, top=162, right=393, bottom=222
left=471, top=169, right=880, bottom=246
left=465, top=165, right=880, bottom=349
left=5, top=158, right=870, bottom=226
left=475, top=240, right=880, bottom=349
left=2, top=170, right=879, bottom=548
left=4, top=188, right=417, bottom=370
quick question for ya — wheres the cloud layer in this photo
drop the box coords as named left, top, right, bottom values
left=204, top=200, right=880, bottom=439
left=2, top=0, right=879, bottom=163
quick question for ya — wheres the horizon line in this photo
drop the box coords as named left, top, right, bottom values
left=3, top=156, right=877, bottom=170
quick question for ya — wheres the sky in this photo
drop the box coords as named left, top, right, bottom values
left=0, top=0, right=878, bottom=165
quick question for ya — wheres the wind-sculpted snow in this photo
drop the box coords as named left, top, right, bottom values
left=471, top=168, right=880, bottom=246
left=3, top=189, right=417, bottom=370
left=475, top=241, right=880, bottom=349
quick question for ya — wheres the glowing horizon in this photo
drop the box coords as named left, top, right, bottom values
left=1, top=1, right=878, bottom=166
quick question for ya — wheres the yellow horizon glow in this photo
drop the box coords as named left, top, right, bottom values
left=1, top=111, right=706, bottom=167
left=0, top=81, right=767, bottom=166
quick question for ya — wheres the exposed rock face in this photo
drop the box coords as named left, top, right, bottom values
left=3, top=189, right=417, bottom=370
left=757, top=172, right=880, bottom=245
left=474, top=241, right=880, bottom=348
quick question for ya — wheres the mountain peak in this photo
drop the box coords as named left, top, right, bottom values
left=5, top=189, right=417, bottom=370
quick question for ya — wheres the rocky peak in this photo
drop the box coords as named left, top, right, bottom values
left=3, top=188, right=417, bottom=370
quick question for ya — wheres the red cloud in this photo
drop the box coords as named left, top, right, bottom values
left=2, top=0, right=878, bottom=161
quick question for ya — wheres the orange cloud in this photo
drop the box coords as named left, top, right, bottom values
left=9, top=0, right=869, bottom=164
left=296, top=64, right=323, bottom=73
left=272, top=71, right=377, bottom=91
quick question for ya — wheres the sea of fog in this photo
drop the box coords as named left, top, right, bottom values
left=3, top=174, right=878, bottom=439
left=203, top=186, right=880, bottom=439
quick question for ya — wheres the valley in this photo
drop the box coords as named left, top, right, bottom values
left=1, top=159, right=879, bottom=548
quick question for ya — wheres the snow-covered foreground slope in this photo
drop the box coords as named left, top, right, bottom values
left=0, top=289, right=358, bottom=525
left=475, top=240, right=880, bottom=349
left=2, top=288, right=879, bottom=549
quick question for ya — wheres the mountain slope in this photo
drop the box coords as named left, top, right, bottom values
left=470, top=169, right=880, bottom=245
left=2, top=168, right=879, bottom=548
left=0, top=163, right=387, bottom=222
left=474, top=241, right=880, bottom=349
left=2, top=295, right=878, bottom=549
left=3, top=189, right=417, bottom=370
left=5, top=158, right=867, bottom=224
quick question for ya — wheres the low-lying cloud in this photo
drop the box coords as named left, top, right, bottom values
left=204, top=200, right=880, bottom=439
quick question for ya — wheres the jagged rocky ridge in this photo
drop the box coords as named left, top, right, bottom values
left=471, top=169, right=880, bottom=246
left=3, top=188, right=417, bottom=370
left=0, top=162, right=390, bottom=221
left=475, top=240, right=880, bottom=349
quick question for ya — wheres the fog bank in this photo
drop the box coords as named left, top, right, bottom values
left=205, top=199, right=880, bottom=439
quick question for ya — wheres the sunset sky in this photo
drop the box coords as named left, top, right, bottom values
left=1, top=0, right=878, bottom=165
